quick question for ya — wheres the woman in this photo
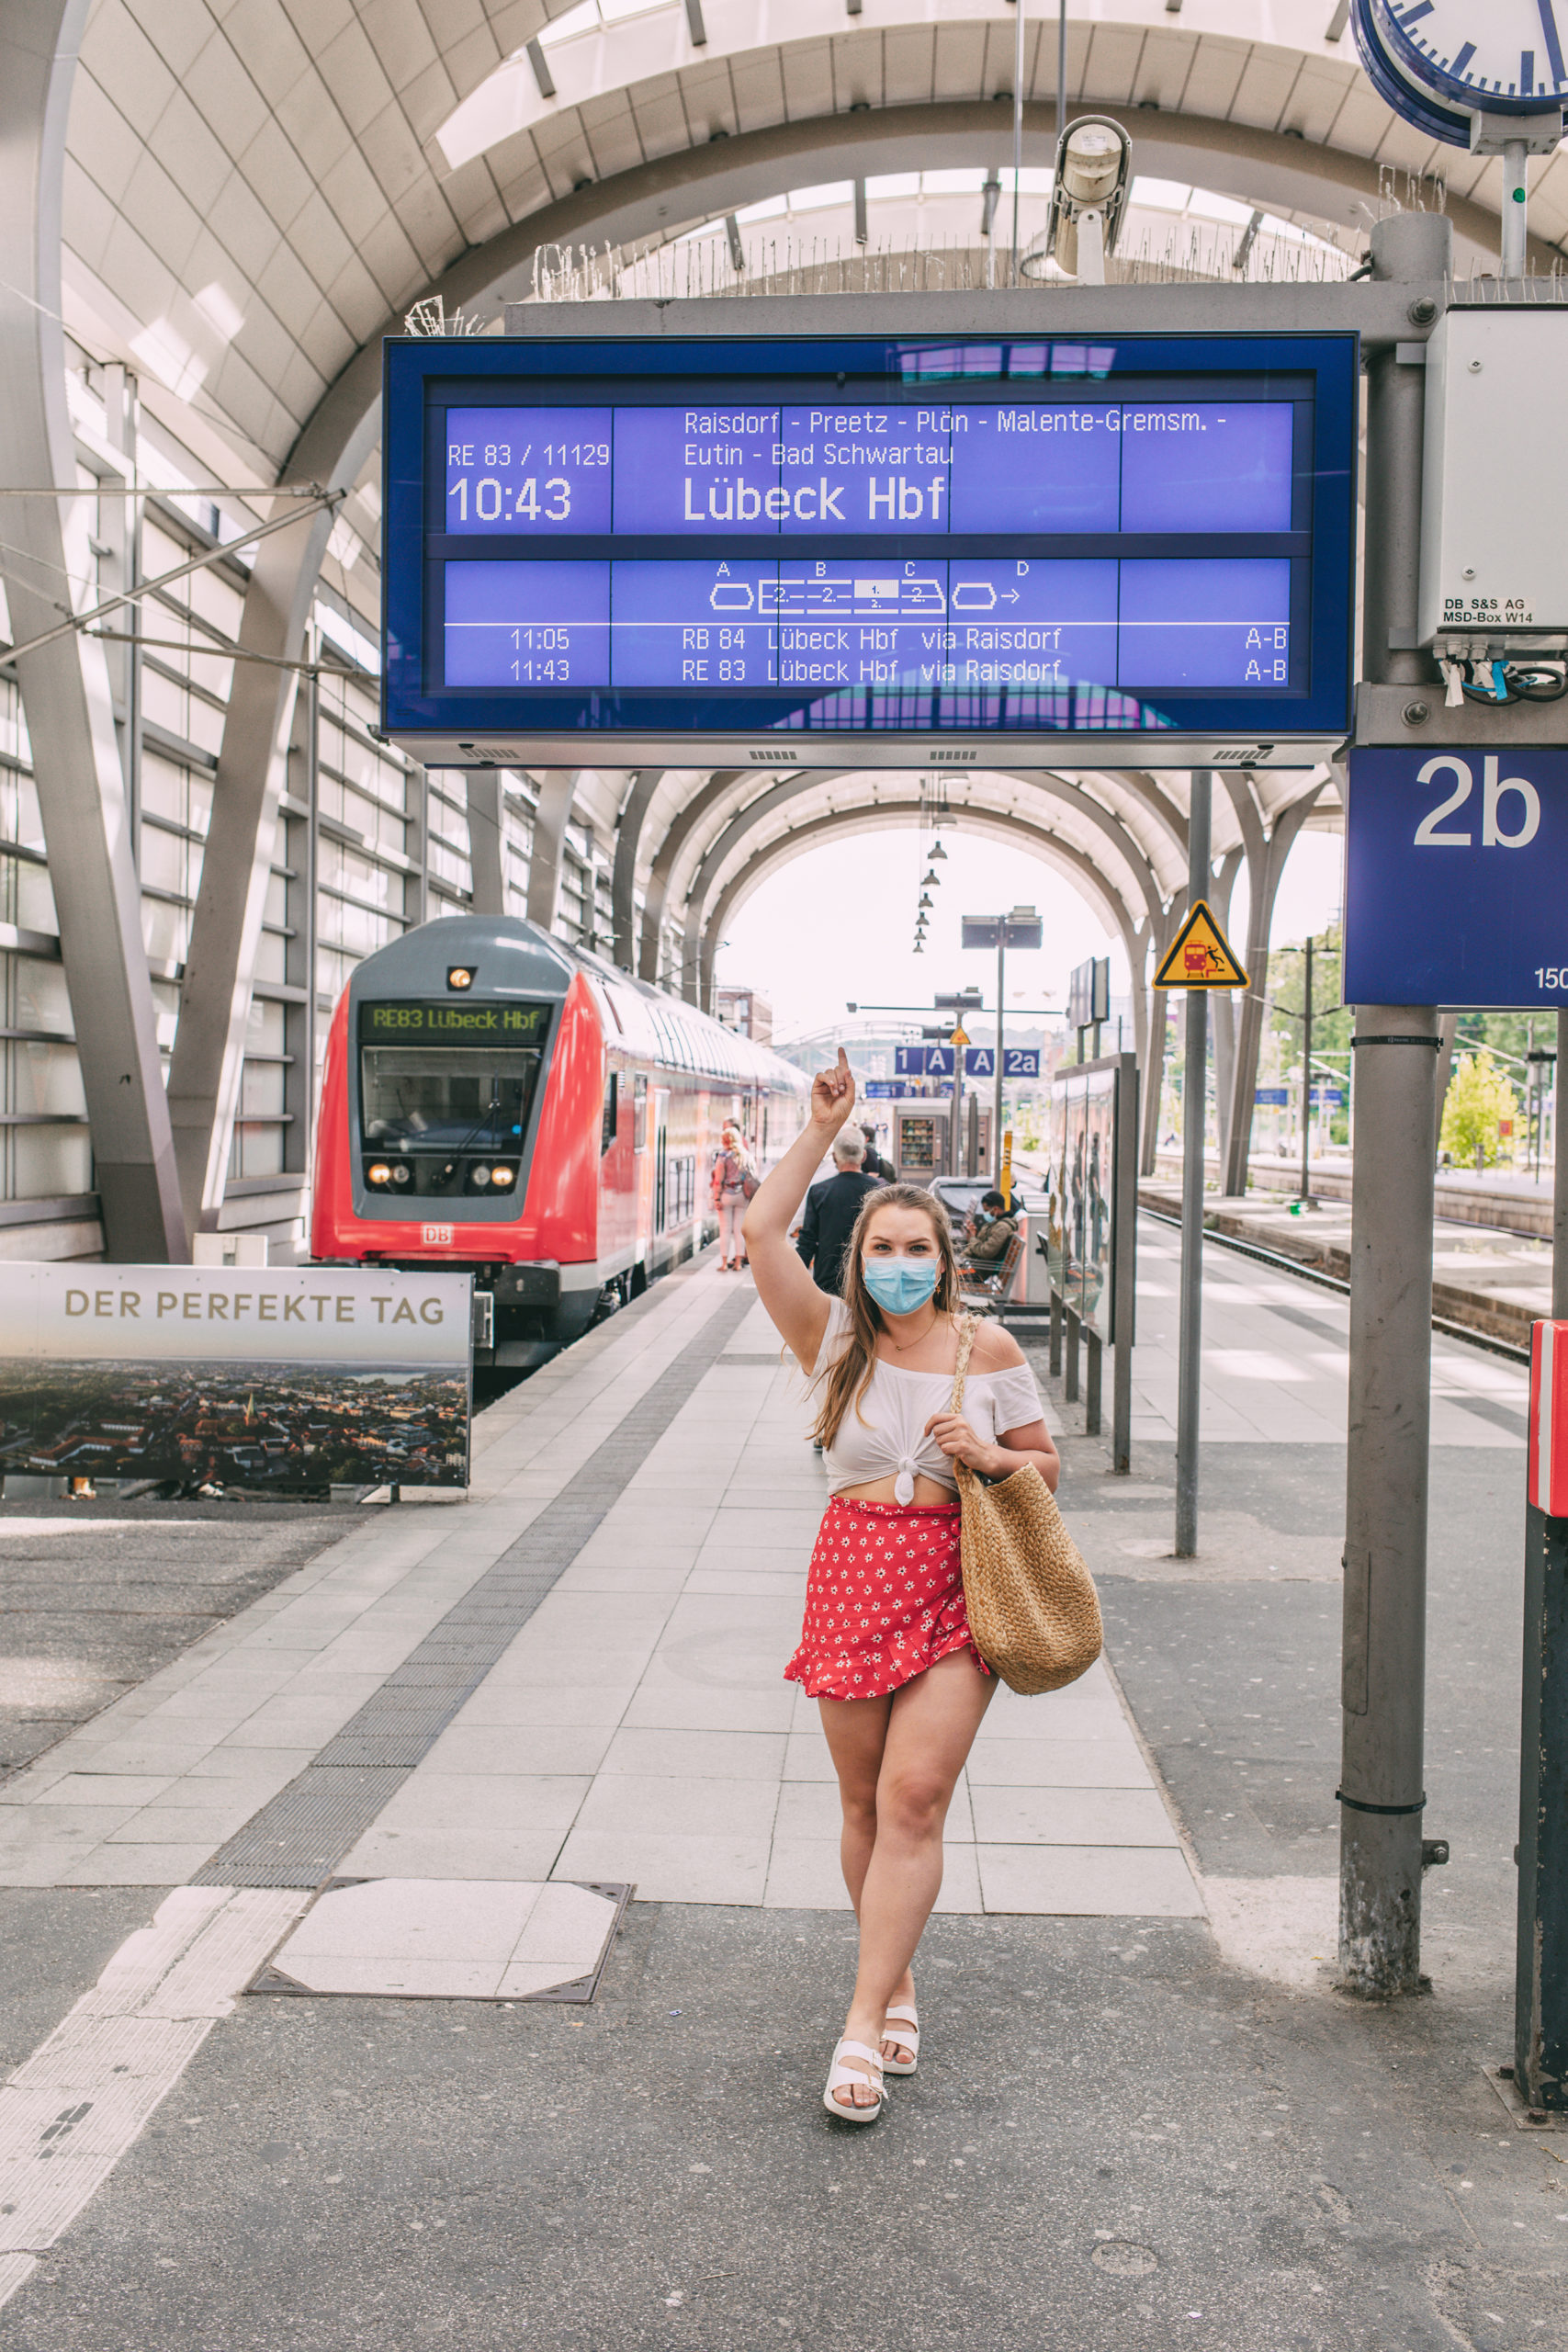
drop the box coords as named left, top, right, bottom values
left=743, top=1048, right=1058, bottom=2123
left=710, top=1121, right=753, bottom=1272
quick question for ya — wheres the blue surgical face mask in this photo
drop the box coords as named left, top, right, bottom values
left=863, top=1258, right=939, bottom=1317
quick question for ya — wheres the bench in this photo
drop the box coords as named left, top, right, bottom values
left=959, top=1229, right=1024, bottom=1316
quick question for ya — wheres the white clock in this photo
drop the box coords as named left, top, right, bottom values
left=1377, top=0, right=1568, bottom=109
left=1355, top=0, right=1568, bottom=144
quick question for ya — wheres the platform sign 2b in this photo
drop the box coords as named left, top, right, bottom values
left=1345, top=749, right=1568, bottom=1008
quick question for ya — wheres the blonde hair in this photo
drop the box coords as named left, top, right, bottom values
left=809, top=1182, right=962, bottom=1450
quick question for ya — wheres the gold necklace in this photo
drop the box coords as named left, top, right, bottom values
left=886, top=1310, right=941, bottom=1353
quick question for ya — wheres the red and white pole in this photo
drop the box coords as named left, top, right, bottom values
left=1518, top=1320, right=1568, bottom=2109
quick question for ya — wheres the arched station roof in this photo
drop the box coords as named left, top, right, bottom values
left=633, top=759, right=1336, bottom=978
left=64, top=2, right=1562, bottom=491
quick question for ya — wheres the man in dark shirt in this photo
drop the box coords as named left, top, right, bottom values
left=796, top=1130, right=884, bottom=1295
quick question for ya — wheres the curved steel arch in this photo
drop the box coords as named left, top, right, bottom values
left=636, top=767, right=745, bottom=982
left=681, top=767, right=1172, bottom=996
left=280, top=96, right=1495, bottom=494
left=700, top=800, right=1146, bottom=1031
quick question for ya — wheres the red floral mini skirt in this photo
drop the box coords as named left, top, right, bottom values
left=784, top=1498, right=989, bottom=1702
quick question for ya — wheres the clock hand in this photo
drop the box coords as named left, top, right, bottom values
left=1538, top=0, right=1567, bottom=87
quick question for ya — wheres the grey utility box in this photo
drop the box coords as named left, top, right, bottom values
left=1418, top=306, right=1568, bottom=649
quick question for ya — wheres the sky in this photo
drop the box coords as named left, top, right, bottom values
left=715, top=817, right=1345, bottom=1045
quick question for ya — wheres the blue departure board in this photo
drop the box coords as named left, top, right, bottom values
left=382, top=333, right=1357, bottom=765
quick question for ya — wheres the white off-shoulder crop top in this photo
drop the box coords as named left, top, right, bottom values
left=808, top=1298, right=1044, bottom=1502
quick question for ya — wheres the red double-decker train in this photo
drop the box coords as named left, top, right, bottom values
left=310, top=914, right=807, bottom=1368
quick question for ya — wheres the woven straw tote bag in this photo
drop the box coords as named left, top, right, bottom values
left=949, top=1316, right=1102, bottom=1696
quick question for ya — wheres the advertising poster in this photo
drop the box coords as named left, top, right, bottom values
left=0, top=1265, right=472, bottom=1491
left=1048, top=1066, right=1117, bottom=1341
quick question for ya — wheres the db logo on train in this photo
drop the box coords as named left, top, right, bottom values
left=422, top=1225, right=455, bottom=1246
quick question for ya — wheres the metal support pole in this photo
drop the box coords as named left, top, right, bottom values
left=1049, top=1287, right=1063, bottom=1376
left=1111, top=1050, right=1138, bottom=1475
left=1301, top=936, right=1314, bottom=1204
left=302, top=641, right=321, bottom=1182
left=1337, top=207, right=1450, bottom=2000
left=1501, top=139, right=1529, bottom=281
left=1055, top=0, right=1067, bottom=165
left=995, top=935, right=1006, bottom=1186
left=1065, top=1304, right=1080, bottom=1403
left=951, top=1035, right=964, bottom=1178
left=1517, top=1502, right=1568, bottom=2109
left=1339, top=1010, right=1439, bottom=1996
left=1010, top=0, right=1025, bottom=279
left=1085, top=1329, right=1101, bottom=1437
left=1174, top=771, right=1212, bottom=1560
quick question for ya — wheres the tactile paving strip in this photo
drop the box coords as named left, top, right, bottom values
left=196, top=1284, right=756, bottom=1889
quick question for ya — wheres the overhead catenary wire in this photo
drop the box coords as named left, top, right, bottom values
left=0, top=484, right=327, bottom=499
left=1, top=492, right=344, bottom=669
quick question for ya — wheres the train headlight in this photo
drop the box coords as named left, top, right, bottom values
left=390, top=1163, right=411, bottom=1185
left=491, top=1165, right=515, bottom=1187
left=446, top=966, right=474, bottom=991
left=471, top=1165, right=492, bottom=1187
left=367, top=1162, right=391, bottom=1185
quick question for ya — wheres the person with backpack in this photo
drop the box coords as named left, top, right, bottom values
left=710, top=1122, right=756, bottom=1272
left=859, top=1122, right=896, bottom=1181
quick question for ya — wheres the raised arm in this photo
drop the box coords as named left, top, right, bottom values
left=743, top=1048, right=857, bottom=1368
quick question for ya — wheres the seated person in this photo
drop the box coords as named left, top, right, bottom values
left=963, top=1189, right=1020, bottom=1270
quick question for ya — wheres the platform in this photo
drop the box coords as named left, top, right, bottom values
left=0, top=1238, right=1557, bottom=2347
left=0, top=1258, right=1201, bottom=1923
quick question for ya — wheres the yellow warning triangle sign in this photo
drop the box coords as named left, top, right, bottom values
left=1153, top=899, right=1248, bottom=991
left=950, top=1025, right=970, bottom=1046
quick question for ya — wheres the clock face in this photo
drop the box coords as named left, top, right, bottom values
left=1374, top=0, right=1568, bottom=111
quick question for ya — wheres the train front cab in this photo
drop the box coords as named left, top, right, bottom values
left=311, top=917, right=608, bottom=1364
left=310, top=913, right=807, bottom=1368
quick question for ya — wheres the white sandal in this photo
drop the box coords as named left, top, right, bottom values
left=823, top=2039, right=886, bottom=2123
left=881, top=2005, right=920, bottom=2075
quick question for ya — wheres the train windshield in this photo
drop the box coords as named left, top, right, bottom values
left=356, top=999, right=554, bottom=1187
left=359, top=1045, right=543, bottom=1154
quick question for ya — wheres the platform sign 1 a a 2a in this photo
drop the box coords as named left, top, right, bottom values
left=1344, top=749, right=1568, bottom=1009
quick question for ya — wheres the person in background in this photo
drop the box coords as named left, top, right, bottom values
left=963, top=1189, right=1020, bottom=1267
left=796, top=1129, right=883, bottom=1297
left=710, top=1121, right=755, bottom=1272
left=859, top=1123, right=896, bottom=1182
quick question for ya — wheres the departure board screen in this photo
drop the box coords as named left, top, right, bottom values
left=381, top=332, right=1357, bottom=764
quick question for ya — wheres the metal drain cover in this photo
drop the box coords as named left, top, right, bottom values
left=251, top=1879, right=632, bottom=2003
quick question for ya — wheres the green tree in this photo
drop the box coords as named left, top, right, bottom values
left=1439, top=1048, right=1518, bottom=1170
left=1454, top=1011, right=1536, bottom=1063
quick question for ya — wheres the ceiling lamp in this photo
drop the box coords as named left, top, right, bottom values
left=921, top=869, right=941, bottom=887
left=928, top=840, right=947, bottom=860
left=913, top=941, right=924, bottom=954
left=919, top=893, right=933, bottom=910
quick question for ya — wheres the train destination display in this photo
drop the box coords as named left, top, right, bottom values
left=382, top=334, right=1357, bottom=766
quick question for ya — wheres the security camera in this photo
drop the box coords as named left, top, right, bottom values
left=1023, top=116, right=1131, bottom=285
